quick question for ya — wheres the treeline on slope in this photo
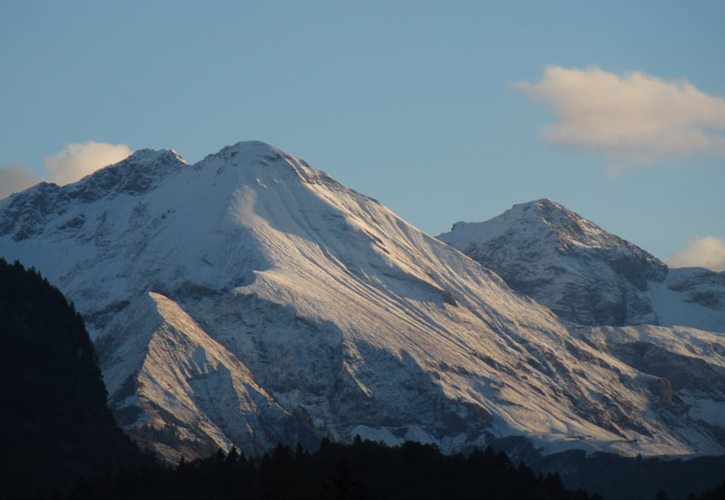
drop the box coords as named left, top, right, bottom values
left=65, top=441, right=725, bottom=500
left=58, top=441, right=725, bottom=500
left=0, top=258, right=147, bottom=499
left=68, top=439, right=602, bottom=500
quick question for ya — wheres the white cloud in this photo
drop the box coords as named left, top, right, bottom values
left=0, top=164, right=41, bottom=199
left=515, top=66, right=725, bottom=167
left=0, top=142, right=132, bottom=198
left=45, top=142, right=132, bottom=185
left=669, top=236, right=725, bottom=272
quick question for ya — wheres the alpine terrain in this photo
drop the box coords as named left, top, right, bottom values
left=1, top=142, right=723, bottom=463
left=438, top=198, right=725, bottom=461
left=438, top=199, right=725, bottom=332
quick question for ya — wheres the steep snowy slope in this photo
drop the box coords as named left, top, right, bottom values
left=438, top=199, right=725, bottom=332
left=1, top=143, right=723, bottom=461
left=95, top=291, right=309, bottom=459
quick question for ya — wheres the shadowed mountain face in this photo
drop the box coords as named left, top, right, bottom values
left=0, top=259, right=139, bottom=498
left=0, top=142, right=723, bottom=462
left=438, top=199, right=725, bottom=332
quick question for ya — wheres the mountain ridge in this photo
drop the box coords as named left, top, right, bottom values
left=1, top=142, right=723, bottom=462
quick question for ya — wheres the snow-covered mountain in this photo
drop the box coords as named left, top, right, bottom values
left=438, top=199, right=725, bottom=332
left=1, top=143, right=723, bottom=462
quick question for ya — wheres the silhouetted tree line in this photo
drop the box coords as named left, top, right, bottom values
left=66, top=438, right=602, bottom=500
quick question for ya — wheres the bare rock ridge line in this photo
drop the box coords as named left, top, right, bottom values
left=0, top=141, right=723, bottom=462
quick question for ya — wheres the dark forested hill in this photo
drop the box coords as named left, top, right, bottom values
left=0, top=258, right=140, bottom=498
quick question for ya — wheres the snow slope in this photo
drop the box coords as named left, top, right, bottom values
left=438, top=199, right=725, bottom=332
left=1, top=144, right=723, bottom=461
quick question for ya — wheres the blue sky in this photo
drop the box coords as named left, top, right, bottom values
left=1, top=1, right=724, bottom=266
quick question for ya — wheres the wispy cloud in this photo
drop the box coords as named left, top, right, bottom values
left=0, top=141, right=132, bottom=200
left=669, top=236, right=725, bottom=272
left=0, top=164, right=40, bottom=200
left=515, top=66, right=725, bottom=169
left=45, top=142, right=132, bottom=185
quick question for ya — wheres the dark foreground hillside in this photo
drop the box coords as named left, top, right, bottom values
left=0, top=258, right=142, bottom=498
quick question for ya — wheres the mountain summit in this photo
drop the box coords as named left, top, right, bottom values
left=439, top=199, right=725, bottom=331
left=1, top=143, right=723, bottom=461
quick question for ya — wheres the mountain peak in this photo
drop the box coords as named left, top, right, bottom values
left=508, top=197, right=584, bottom=223
left=124, top=148, right=188, bottom=166
left=0, top=147, right=190, bottom=242
left=225, top=139, right=278, bottom=153
left=510, top=198, right=583, bottom=224
left=439, top=200, right=667, bottom=326
left=445, top=199, right=643, bottom=254
left=207, top=140, right=287, bottom=164
left=514, top=198, right=566, bottom=211
left=61, top=147, right=188, bottom=199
